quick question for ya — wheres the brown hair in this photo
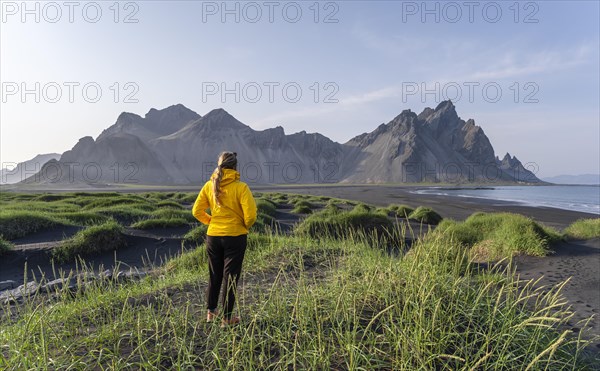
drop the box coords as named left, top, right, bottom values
left=212, top=151, right=237, bottom=206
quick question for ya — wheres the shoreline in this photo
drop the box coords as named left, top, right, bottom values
left=413, top=185, right=599, bottom=215
left=251, top=184, right=598, bottom=230
left=2, top=186, right=599, bottom=355
left=2, top=184, right=598, bottom=229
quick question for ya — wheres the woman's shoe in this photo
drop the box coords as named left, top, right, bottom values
left=206, top=310, right=217, bottom=323
left=221, top=316, right=240, bottom=327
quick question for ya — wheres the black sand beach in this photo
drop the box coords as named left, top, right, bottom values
left=253, top=184, right=598, bottom=229
left=253, top=185, right=599, bottom=351
left=2, top=185, right=598, bottom=352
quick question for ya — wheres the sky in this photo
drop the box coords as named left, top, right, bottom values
left=1, top=0, right=599, bottom=178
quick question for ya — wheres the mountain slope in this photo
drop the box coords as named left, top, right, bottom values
left=150, top=108, right=346, bottom=183
left=1, top=153, right=61, bottom=184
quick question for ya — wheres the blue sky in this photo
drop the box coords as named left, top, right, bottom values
left=1, top=0, right=599, bottom=177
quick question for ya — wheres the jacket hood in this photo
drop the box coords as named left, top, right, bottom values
left=211, top=168, right=240, bottom=187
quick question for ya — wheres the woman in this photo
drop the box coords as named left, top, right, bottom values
left=192, top=151, right=257, bottom=326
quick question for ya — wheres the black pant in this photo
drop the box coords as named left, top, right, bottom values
left=205, top=234, right=247, bottom=319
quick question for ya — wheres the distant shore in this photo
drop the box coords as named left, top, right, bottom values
left=251, top=184, right=598, bottom=230
left=3, top=183, right=597, bottom=229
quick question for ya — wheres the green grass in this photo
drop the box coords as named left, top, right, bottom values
left=54, top=211, right=110, bottom=225
left=256, top=199, right=277, bottom=217
left=351, top=203, right=372, bottom=213
left=433, top=212, right=562, bottom=260
left=178, top=192, right=199, bottom=203
left=131, top=217, right=189, bottom=230
left=387, top=204, right=414, bottom=218
left=0, top=200, right=80, bottom=213
left=128, top=207, right=197, bottom=230
left=0, top=224, right=595, bottom=369
left=291, top=205, right=313, bottom=214
left=0, top=235, right=13, bottom=256
left=293, top=199, right=313, bottom=209
left=564, top=218, right=600, bottom=239
left=81, top=195, right=152, bottom=210
left=182, top=224, right=208, bottom=247
left=150, top=208, right=196, bottom=222
left=295, top=208, right=393, bottom=239
left=94, top=206, right=152, bottom=223
left=33, top=193, right=74, bottom=202
left=156, top=200, right=184, bottom=209
left=253, top=213, right=277, bottom=233
left=0, top=210, right=73, bottom=240
left=0, top=191, right=597, bottom=368
left=52, top=220, right=126, bottom=263
left=408, top=206, right=443, bottom=225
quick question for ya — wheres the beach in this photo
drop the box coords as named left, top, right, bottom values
left=2, top=185, right=599, bottom=355
left=252, top=184, right=598, bottom=229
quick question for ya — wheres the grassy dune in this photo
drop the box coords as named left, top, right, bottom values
left=1, top=228, right=595, bottom=369
left=564, top=218, right=600, bottom=239
left=53, top=220, right=127, bottom=263
left=433, top=212, right=563, bottom=261
left=0, top=191, right=597, bottom=369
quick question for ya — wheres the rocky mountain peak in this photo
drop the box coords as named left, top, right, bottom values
left=116, top=111, right=142, bottom=124
left=145, top=103, right=199, bottom=123
left=98, top=104, right=200, bottom=142
left=423, top=100, right=460, bottom=131
left=199, top=108, right=248, bottom=130
left=499, top=152, right=522, bottom=168
left=76, top=136, right=95, bottom=147
left=435, top=99, right=456, bottom=112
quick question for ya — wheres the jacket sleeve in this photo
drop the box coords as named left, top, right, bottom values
left=240, top=184, right=257, bottom=229
left=192, top=183, right=212, bottom=225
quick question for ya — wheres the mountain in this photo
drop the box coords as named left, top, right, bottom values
left=20, top=101, right=542, bottom=186
left=150, top=108, right=346, bottom=184
left=1, top=153, right=61, bottom=184
left=495, top=153, right=540, bottom=183
left=97, top=104, right=201, bottom=142
left=542, top=174, right=600, bottom=185
left=343, top=101, right=535, bottom=183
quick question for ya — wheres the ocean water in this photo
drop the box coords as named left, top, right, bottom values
left=415, top=185, right=600, bottom=215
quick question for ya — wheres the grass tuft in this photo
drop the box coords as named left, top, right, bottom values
left=0, top=235, right=14, bottom=256
left=408, top=206, right=443, bottom=225
left=291, top=205, right=313, bottom=214
left=564, top=218, right=600, bottom=239
left=433, top=212, right=562, bottom=260
left=53, top=220, right=126, bottom=262
left=182, top=224, right=208, bottom=246
left=295, top=208, right=392, bottom=239
left=156, top=200, right=184, bottom=209
left=256, top=199, right=277, bottom=217
left=387, top=204, right=414, bottom=218
left=131, top=217, right=189, bottom=230
left=0, top=211, right=72, bottom=240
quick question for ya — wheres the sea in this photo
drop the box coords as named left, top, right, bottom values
left=414, top=185, right=600, bottom=215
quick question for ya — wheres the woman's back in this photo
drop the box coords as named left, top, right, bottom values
left=192, top=168, right=257, bottom=237
left=192, top=151, right=257, bottom=325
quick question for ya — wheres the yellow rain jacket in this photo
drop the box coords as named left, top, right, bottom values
left=192, top=168, right=257, bottom=236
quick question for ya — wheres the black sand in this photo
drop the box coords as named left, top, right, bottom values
left=2, top=185, right=598, bottom=352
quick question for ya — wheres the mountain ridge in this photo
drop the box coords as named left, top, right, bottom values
left=19, top=101, right=542, bottom=186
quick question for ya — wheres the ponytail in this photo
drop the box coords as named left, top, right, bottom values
left=212, top=165, right=224, bottom=206
left=212, top=151, right=237, bottom=207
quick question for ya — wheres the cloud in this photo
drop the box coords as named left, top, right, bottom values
left=468, top=43, right=595, bottom=80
